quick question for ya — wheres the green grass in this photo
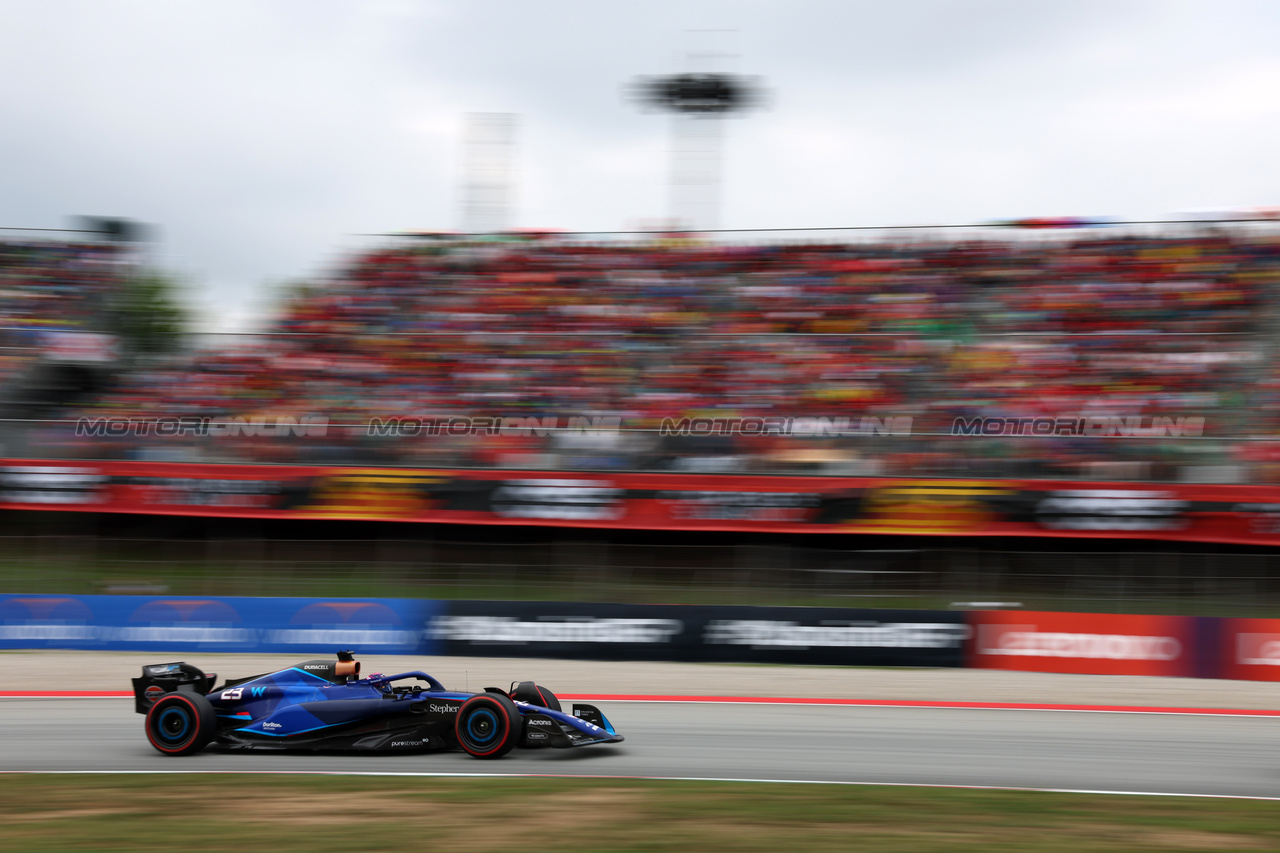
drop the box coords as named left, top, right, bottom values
left=0, top=775, right=1276, bottom=852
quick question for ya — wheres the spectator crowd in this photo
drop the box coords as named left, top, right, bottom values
left=14, top=227, right=1280, bottom=482
left=0, top=240, right=128, bottom=399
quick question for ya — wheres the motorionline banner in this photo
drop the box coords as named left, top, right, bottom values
left=9, top=459, right=1280, bottom=546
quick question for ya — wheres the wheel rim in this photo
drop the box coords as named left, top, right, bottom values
left=465, top=708, right=498, bottom=746
left=156, top=706, right=192, bottom=744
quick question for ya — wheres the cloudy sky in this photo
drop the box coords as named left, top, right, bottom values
left=3, top=0, right=1279, bottom=330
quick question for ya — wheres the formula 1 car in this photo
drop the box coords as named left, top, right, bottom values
left=131, top=651, right=623, bottom=759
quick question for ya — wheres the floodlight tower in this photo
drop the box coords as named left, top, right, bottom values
left=460, top=113, right=518, bottom=235
left=634, top=71, right=762, bottom=232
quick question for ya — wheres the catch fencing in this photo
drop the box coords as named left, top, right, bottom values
left=2, top=534, right=1279, bottom=617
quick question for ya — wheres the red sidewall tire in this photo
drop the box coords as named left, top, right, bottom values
left=455, top=693, right=520, bottom=759
left=145, top=693, right=216, bottom=756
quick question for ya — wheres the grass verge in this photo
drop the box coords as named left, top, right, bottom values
left=1, top=774, right=1277, bottom=852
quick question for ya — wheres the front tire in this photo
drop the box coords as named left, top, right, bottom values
left=145, top=692, right=216, bottom=756
left=455, top=693, right=520, bottom=759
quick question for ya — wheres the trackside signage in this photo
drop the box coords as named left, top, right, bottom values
left=0, top=595, right=437, bottom=655
left=19, top=457, right=1280, bottom=547
left=1217, top=618, right=1280, bottom=682
left=435, top=615, right=684, bottom=645
left=3, top=594, right=1280, bottom=680
left=431, top=601, right=969, bottom=666
left=967, top=611, right=1197, bottom=677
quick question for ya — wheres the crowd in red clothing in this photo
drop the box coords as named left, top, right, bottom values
left=38, top=229, right=1280, bottom=481
left=0, top=240, right=129, bottom=382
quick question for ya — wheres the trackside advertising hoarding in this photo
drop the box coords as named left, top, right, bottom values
left=1217, top=618, right=1280, bottom=682
left=0, top=595, right=436, bottom=655
left=966, top=611, right=1202, bottom=678
left=431, top=601, right=970, bottom=667
left=13, top=458, right=1280, bottom=546
left=3, top=595, right=1280, bottom=680
left=0, top=595, right=966, bottom=667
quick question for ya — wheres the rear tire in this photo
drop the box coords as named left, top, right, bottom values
left=455, top=693, right=520, bottom=759
left=145, top=692, right=217, bottom=756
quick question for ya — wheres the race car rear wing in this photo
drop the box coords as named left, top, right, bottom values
left=131, top=662, right=217, bottom=715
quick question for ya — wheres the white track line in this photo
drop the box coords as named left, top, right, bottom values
left=1, top=769, right=1277, bottom=801
left=6, top=694, right=1280, bottom=718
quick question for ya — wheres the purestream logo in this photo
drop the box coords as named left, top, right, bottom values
left=75, top=416, right=329, bottom=438
left=951, top=416, right=1205, bottom=437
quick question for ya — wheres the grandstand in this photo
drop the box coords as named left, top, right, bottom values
left=20, top=224, right=1278, bottom=483
left=0, top=237, right=130, bottom=451
left=0, top=222, right=1274, bottom=481
left=4, top=224, right=1280, bottom=614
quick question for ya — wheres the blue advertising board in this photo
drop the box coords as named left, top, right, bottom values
left=0, top=595, right=438, bottom=655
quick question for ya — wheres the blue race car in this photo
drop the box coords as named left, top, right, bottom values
left=131, top=650, right=623, bottom=759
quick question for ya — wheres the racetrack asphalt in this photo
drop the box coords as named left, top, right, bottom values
left=3, top=698, right=1279, bottom=798
left=2, top=652, right=1280, bottom=797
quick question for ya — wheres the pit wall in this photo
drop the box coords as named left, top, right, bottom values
left=2, top=595, right=1277, bottom=680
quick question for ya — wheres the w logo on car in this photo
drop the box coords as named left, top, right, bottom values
left=250, top=687, right=266, bottom=698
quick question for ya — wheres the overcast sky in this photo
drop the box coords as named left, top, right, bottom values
left=3, top=0, right=1280, bottom=330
